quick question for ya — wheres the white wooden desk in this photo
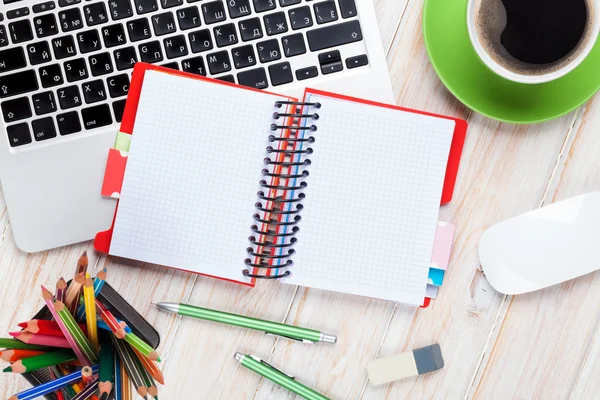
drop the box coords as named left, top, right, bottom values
left=1, top=1, right=599, bottom=398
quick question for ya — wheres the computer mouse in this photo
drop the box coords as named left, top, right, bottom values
left=479, top=192, right=600, bottom=295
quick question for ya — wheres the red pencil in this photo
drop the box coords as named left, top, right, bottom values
left=10, top=331, right=72, bottom=349
left=0, top=349, right=47, bottom=362
left=18, top=320, right=88, bottom=336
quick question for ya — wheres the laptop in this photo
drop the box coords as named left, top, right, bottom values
left=0, top=0, right=395, bottom=252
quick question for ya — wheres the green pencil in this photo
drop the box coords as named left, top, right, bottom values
left=0, top=338, right=53, bottom=351
left=3, top=349, right=76, bottom=373
left=123, top=332, right=160, bottom=362
left=132, top=347, right=157, bottom=399
left=99, top=334, right=115, bottom=400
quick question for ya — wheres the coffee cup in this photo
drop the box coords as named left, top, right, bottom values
left=467, top=0, right=600, bottom=84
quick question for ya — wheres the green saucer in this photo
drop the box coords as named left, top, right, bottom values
left=423, top=0, right=600, bottom=123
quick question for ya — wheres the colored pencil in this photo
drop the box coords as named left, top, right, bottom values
left=83, top=274, right=99, bottom=351
left=81, top=363, right=94, bottom=385
left=55, top=277, right=67, bottom=303
left=96, top=300, right=127, bottom=339
left=76, top=268, right=108, bottom=321
left=41, top=286, right=93, bottom=366
left=57, top=365, right=80, bottom=397
left=0, top=338, right=52, bottom=351
left=76, top=251, right=89, bottom=275
left=98, top=319, right=132, bottom=334
left=0, top=349, right=47, bottom=362
left=99, top=334, right=115, bottom=400
left=114, top=351, right=123, bottom=400
left=71, top=378, right=98, bottom=400
left=123, top=332, right=160, bottom=362
left=64, top=272, right=85, bottom=316
left=47, top=367, right=66, bottom=400
left=10, top=331, right=72, bottom=349
left=111, top=335, right=147, bottom=398
left=132, top=348, right=158, bottom=399
left=18, top=319, right=87, bottom=336
left=3, top=349, right=76, bottom=373
left=121, top=356, right=132, bottom=400
left=8, top=364, right=99, bottom=400
left=54, top=298, right=98, bottom=364
left=132, top=347, right=164, bottom=385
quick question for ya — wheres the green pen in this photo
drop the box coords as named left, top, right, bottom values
left=154, top=302, right=336, bottom=344
left=235, top=353, right=331, bottom=400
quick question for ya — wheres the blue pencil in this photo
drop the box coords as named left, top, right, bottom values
left=114, top=350, right=123, bottom=400
left=71, top=379, right=99, bottom=400
left=98, top=319, right=133, bottom=334
left=9, top=364, right=99, bottom=400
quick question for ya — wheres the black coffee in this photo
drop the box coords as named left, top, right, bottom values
left=501, top=0, right=587, bottom=64
left=476, top=0, right=594, bottom=75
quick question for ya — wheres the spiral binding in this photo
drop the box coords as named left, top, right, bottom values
left=243, top=100, right=321, bottom=280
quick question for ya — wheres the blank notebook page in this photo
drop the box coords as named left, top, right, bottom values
left=110, top=70, right=287, bottom=284
left=287, top=92, right=455, bottom=305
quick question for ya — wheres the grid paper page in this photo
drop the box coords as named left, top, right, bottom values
left=286, top=93, right=455, bottom=305
left=110, top=70, right=284, bottom=284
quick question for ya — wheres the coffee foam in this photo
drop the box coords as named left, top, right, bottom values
left=475, top=0, right=595, bottom=76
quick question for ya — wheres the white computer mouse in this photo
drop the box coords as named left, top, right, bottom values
left=479, top=192, right=600, bottom=295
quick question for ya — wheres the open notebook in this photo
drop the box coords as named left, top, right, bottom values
left=95, top=64, right=466, bottom=306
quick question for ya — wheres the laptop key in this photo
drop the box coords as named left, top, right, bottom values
left=0, top=47, right=27, bottom=72
left=102, top=23, right=127, bottom=47
left=33, top=2, right=57, bottom=14
left=82, top=79, right=107, bottom=104
left=339, top=0, right=357, bottom=18
left=237, top=67, right=268, bottom=89
left=279, top=0, right=300, bottom=6
left=33, top=14, right=59, bottom=38
left=314, top=1, right=338, bottom=24
left=77, top=30, right=101, bottom=53
left=112, top=99, right=126, bottom=122
left=257, top=38, right=281, bottom=63
left=161, top=61, right=178, bottom=70
left=57, top=85, right=82, bottom=109
left=227, top=0, right=252, bottom=19
left=289, top=6, right=312, bottom=30
left=52, top=35, right=77, bottom=59
left=346, top=54, right=368, bottom=69
left=32, top=91, right=57, bottom=115
left=206, top=50, right=230, bottom=74
left=32, top=117, right=57, bottom=141
left=268, top=61, right=292, bottom=86
left=82, top=104, right=112, bottom=129
left=202, top=1, right=227, bottom=24
left=107, top=73, right=130, bottom=97
left=177, top=6, right=201, bottom=30
left=239, top=17, right=262, bottom=41
left=181, top=55, right=206, bottom=75
left=0, top=70, right=39, bottom=98
left=232, top=44, right=256, bottom=69
left=282, top=33, right=306, bottom=57
left=57, top=111, right=81, bottom=135
left=6, top=123, right=32, bottom=147
left=83, top=3, right=108, bottom=27
left=39, top=63, right=64, bottom=87
left=114, top=46, right=138, bottom=70
left=27, top=41, right=53, bottom=65
left=59, top=0, right=81, bottom=6
left=152, top=12, right=176, bottom=36
left=214, top=23, right=237, bottom=47
left=0, top=25, right=7, bottom=47
left=139, top=40, right=163, bottom=63
left=59, top=8, right=84, bottom=32
left=64, top=57, right=89, bottom=81
left=189, top=29, right=213, bottom=53
left=161, top=0, right=183, bottom=9
left=127, top=18, right=151, bottom=41
left=89, top=52, right=114, bottom=76
left=109, top=0, right=133, bottom=21
left=7, top=8, right=30, bottom=20
left=2, top=97, right=32, bottom=122
left=135, top=0, right=159, bottom=15
left=295, top=65, right=318, bottom=80
left=164, top=34, right=188, bottom=58
left=9, top=20, right=34, bottom=43
left=264, top=12, right=287, bottom=36
left=253, top=0, right=276, bottom=13
left=306, top=19, right=362, bottom=51
left=216, top=74, right=235, bottom=83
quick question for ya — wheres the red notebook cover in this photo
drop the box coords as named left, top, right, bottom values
left=95, top=63, right=467, bottom=295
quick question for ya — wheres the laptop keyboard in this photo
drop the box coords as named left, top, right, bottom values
left=0, top=0, right=368, bottom=148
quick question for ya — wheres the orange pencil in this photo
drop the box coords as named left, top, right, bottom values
left=132, top=348, right=165, bottom=385
left=0, top=349, right=47, bottom=362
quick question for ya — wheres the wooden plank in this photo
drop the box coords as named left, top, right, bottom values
left=571, top=324, right=600, bottom=400
left=470, top=97, right=600, bottom=399
left=373, top=0, right=410, bottom=52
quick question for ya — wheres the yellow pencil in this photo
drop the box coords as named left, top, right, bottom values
left=83, top=273, right=98, bottom=352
